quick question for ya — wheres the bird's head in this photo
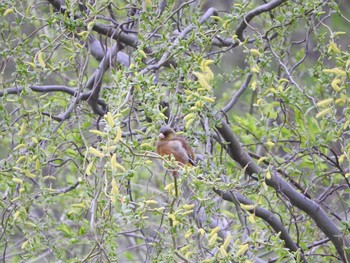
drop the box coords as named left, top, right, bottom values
left=158, top=126, right=176, bottom=140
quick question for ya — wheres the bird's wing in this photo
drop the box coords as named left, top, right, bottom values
left=157, top=139, right=195, bottom=166
left=174, top=137, right=196, bottom=166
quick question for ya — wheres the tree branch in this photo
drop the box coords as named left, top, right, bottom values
left=215, top=189, right=308, bottom=263
left=216, top=119, right=350, bottom=262
left=222, top=73, right=253, bottom=113
left=236, top=0, right=288, bottom=41
left=140, top=7, right=218, bottom=74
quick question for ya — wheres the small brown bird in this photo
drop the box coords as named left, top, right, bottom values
left=156, top=126, right=196, bottom=167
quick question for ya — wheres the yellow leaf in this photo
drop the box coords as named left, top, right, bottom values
left=138, top=49, right=147, bottom=58
left=14, top=144, right=26, bottom=151
left=251, top=65, right=260, bottom=73
left=193, top=72, right=212, bottom=91
left=114, top=126, right=122, bottom=143
left=164, top=183, right=174, bottom=192
left=184, top=113, right=195, bottom=121
left=265, top=171, right=271, bottom=179
left=184, top=229, right=193, bottom=239
left=251, top=81, right=257, bottom=91
left=223, top=20, right=230, bottom=30
left=195, top=100, right=203, bottom=108
left=115, top=162, right=126, bottom=172
left=75, top=42, right=83, bottom=49
left=184, top=251, right=194, bottom=259
left=202, top=96, right=216, bottom=103
left=24, top=170, right=36, bottom=179
left=185, top=118, right=195, bottom=130
left=179, top=244, right=191, bottom=253
left=200, top=59, right=214, bottom=81
left=317, top=98, right=333, bottom=107
left=140, top=143, right=152, bottom=149
left=338, top=154, right=345, bottom=164
left=183, top=204, right=195, bottom=210
left=198, top=228, right=205, bottom=235
left=87, top=21, right=95, bottom=30
left=86, top=161, right=94, bottom=176
left=208, top=233, right=218, bottom=247
left=111, top=178, right=119, bottom=196
left=89, top=147, right=104, bottom=158
left=323, top=67, right=346, bottom=77
left=316, top=108, right=332, bottom=118
left=209, top=226, right=220, bottom=238
left=279, top=78, right=289, bottom=84
left=222, top=232, right=231, bottom=250
left=12, top=178, right=23, bottom=184
left=240, top=203, right=257, bottom=211
left=156, top=207, right=165, bottom=212
left=327, top=41, right=340, bottom=53
left=104, top=112, right=114, bottom=128
left=237, top=243, right=249, bottom=256
left=18, top=123, right=27, bottom=136
left=21, top=240, right=29, bottom=250
left=25, top=61, right=36, bottom=69
left=77, top=31, right=88, bottom=37
left=266, top=141, right=275, bottom=148
left=13, top=210, right=21, bottom=221
left=37, top=51, right=46, bottom=68
left=334, top=31, right=346, bottom=36
left=174, top=208, right=184, bottom=215
left=344, top=120, right=350, bottom=129
left=250, top=49, right=261, bottom=56
left=248, top=213, right=256, bottom=224
left=145, top=200, right=158, bottom=205
left=89, top=129, right=107, bottom=136
left=16, top=155, right=27, bottom=164
left=35, top=159, right=41, bottom=171
left=211, top=16, right=222, bottom=22
left=335, top=97, right=347, bottom=105
left=182, top=210, right=193, bottom=216
left=257, top=156, right=266, bottom=165
left=331, top=78, right=342, bottom=92
left=201, top=59, right=214, bottom=70
left=219, top=245, right=228, bottom=257
left=70, top=203, right=86, bottom=208
left=111, top=154, right=125, bottom=172
left=145, top=0, right=152, bottom=7
left=4, top=8, right=14, bottom=16
left=168, top=213, right=176, bottom=221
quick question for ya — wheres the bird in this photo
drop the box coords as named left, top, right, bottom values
left=156, top=126, right=196, bottom=167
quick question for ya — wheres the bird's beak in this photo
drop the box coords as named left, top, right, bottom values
left=158, top=133, right=165, bottom=139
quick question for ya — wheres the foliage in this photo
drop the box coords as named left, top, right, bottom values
left=0, top=0, right=350, bottom=262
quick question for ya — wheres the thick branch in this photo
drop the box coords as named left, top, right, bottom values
left=216, top=119, right=350, bottom=262
left=84, top=44, right=119, bottom=115
left=215, top=189, right=307, bottom=263
left=0, top=86, right=22, bottom=97
left=88, top=36, right=130, bottom=67
left=0, top=85, right=78, bottom=97
left=236, top=0, right=288, bottom=41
